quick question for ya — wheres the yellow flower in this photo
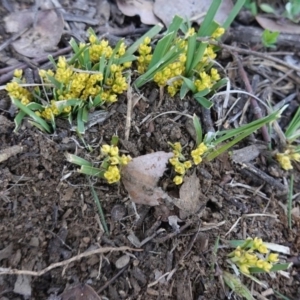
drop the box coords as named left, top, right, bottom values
left=173, top=175, right=183, bottom=185
left=174, top=163, right=185, bottom=175
left=110, top=146, right=119, bottom=156
left=193, top=155, right=202, bottom=165
left=212, top=27, right=225, bottom=39
left=89, top=34, right=97, bottom=44
left=257, top=244, right=268, bottom=254
left=13, top=69, right=23, bottom=78
left=144, top=36, right=151, bottom=44
left=173, top=142, right=182, bottom=151
left=256, top=259, right=264, bottom=269
left=262, top=261, right=272, bottom=272
left=267, top=253, right=279, bottom=263
left=120, top=154, right=132, bottom=165
left=291, top=152, right=300, bottom=162
left=239, top=263, right=250, bottom=274
left=169, top=156, right=179, bottom=166
left=110, top=64, right=118, bottom=73
left=101, top=144, right=111, bottom=154
left=109, top=156, right=119, bottom=165
left=184, top=160, right=192, bottom=169
left=253, top=237, right=263, bottom=249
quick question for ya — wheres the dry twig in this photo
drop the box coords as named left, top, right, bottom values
left=0, top=246, right=141, bottom=277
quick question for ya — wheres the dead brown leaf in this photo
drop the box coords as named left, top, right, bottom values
left=61, top=284, right=101, bottom=300
left=174, top=171, right=204, bottom=219
left=153, top=0, right=233, bottom=27
left=121, top=151, right=173, bottom=206
left=4, top=8, right=64, bottom=58
left=116, top=0, right=160, bottom=25
left=256, top=15, right=300, bottom=34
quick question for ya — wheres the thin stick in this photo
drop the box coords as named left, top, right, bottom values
left=233, top=52, right=270, bottom=144
left=198, top=38, right=300, bottom=73
left=0, top=246, right=141, bottom=277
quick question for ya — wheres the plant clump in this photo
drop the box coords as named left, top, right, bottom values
left=169, top=141, right=208, bottom=185
left=228, top=237, right=279, bottom=275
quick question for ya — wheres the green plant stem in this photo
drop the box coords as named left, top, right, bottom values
left=89, top=178, right=109, bottom=234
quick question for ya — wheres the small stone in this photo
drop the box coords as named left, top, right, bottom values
left=82, top=237, right=90, bottom=244
left=115, top=254, right=130, bottom=269
left=29, top=237, right=39, bottom=247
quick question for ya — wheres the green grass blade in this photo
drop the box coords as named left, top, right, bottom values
left=14, top=111, right=26, bottom=131
left=197, top=0, right=222, bottom=37
left=179, top=83, right=189, bottom=99
left=223, top=0, right=246, bottom=29
left=194, top=95, right=213, bottom=109
left=65, top=153, right=92, bottom=166
left=148, top=32, right=176, bottom=70
left=181, top=77, right=197, bottom=93
left=77, top=107, right=85, bottom=134
left=189, top=42, right=208, bottom=75
left=223, top=271, right=254, bottom=300
left=211, top=78, right=228, bottom=91
left=125, top=24, right=163, bottom=56
left=285, top=106, right=300, bottom=140
left=117, top=54, right=136, bottom=65
left=193, top=114, right=203, bottom=145
left=185, top=34, right=197, bottom=73
left=166, top=15, right=184, bottom=34
left=88, top=178, right=109, bottom=234
left=12, top=98, right=51, bottom=133
left=79, top=165, right=104, bottom=177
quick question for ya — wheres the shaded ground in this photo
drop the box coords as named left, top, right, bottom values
left=0, top=1, right=300, bottom=299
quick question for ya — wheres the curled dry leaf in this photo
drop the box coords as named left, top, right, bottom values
left=61, top=284, right=101, bottom=300
left=116, top=0, right=160, bottom=25
left=153, top=0, right=233, bottom=27
left=4, top=8, right=64, bottom=58
left=256, top=15, right=300, bottom=34
left=174, top=171, right=205, bottom=219
left=121, top=151, right=173, bottom=206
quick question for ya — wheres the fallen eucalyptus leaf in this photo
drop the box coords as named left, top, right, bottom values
left=4, top=7, right=64, bottom=58
left=116, top=0, right=159, bottom=25
left=121, top=151, right=173, bottom=206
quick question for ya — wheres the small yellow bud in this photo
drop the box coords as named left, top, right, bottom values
left=101, top=145, right=111, bottom=154
left=267, top=253, right=279, bottom=263
left=193, top=156, right=202, bottom=165
left=173, top=142, right=182, bottom=152
left=174, top=163, right=185, bottom=175
left=13, top=69, right=23, bottom=78
left=144, top=37, right=151, bottom=44
left=169, top=157, right=179, bottom=166
left=110, top=146, right=119, bottom=156
left=184, top=160, right=192, bottom=169
left=173, top=175, right=183, bottom=185
left=239, top=264, right=250, bottom=274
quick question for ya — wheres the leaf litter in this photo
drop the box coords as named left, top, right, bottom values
left=4, top=2, right=64, bottom=58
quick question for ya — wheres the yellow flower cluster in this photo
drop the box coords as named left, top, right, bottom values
left=101, top=144, right=132, bottom=184
left=154, top=53, right=186, bottom=95
left=276, top=148, right=300, bottom=170
left=169, top=142, right=192, bottom=185
left=88, top=35, right=113, bottom=62
left=150, top=27, right=223, bottom=97
left=229, top=237, right=279, bottom=275
left=35, top=32, right=131, bottom=120
left=137, top=37, right=152, bottom=74
left=5, top=73, right=33, bottom=105
left=191, top=142, right=208, bottom=165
